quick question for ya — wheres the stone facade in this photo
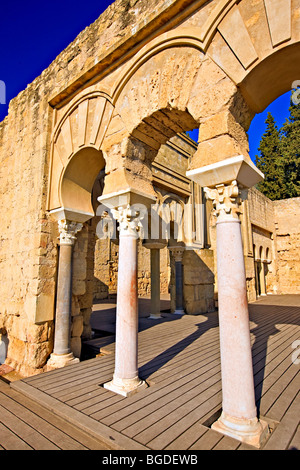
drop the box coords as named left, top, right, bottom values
left=273, top=197, right=300, bottom=295
left=0, top=0, right=299, bottom=382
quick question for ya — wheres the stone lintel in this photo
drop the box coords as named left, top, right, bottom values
left=98, top=188, right=157, bottom=211
left=143, top=241, right=167, bottom=250
left=50, top=207, right=94, bottom=224
left=186, top=155, right=264, bottom=189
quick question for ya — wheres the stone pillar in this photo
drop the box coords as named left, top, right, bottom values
left=104, top=205, right=147, bottom=397
left=259, top=261, right=267, bottom=296
left=204, top=181, right=268, bottom=447
left=48, top=220, right=82, bottom=369
left=168, top=246, right=185, bottom=315
left=143, top=242, right=166, bottom=319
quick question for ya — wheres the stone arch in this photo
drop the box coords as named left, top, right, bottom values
left=160, top=193, right=186, bottom=244
left=205, top=0, right=300, bottom=114
left=47, top=90, right=114, bottom=220
left=107, top=0, right=300, bottom=176
left=112, top=39, right=236, bottom=153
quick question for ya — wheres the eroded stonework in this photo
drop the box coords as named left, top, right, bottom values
left=0, top=0, right=299, bottom=376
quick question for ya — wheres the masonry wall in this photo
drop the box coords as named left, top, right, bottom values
left=0, top=80, right=56, bottom=376
left=273, top=197, right=300, bottom=295
left=247, top=188, right=278, bottom=297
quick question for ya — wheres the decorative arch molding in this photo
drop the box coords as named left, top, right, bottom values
left=206, top=0, right=300, bottom=112
left=112, top=42, right=216, bottom=151
left=47, top=91, right=114, bottom=218
left=110, top=0, right=242, bottom=103
left=112, top=0, right=300, bottom=137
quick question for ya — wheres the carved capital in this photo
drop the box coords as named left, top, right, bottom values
left=168, top=246, right=185, bottom=262
left=58, top=220, right=83, bottom=245
left=112, top=204, right=145, bottom=238
left=204, top=181, right=247, bottom=222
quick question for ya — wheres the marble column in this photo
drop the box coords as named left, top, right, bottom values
left=143, top=242, right=166, bottom=320
left=168, top=246, right=185, bottom=315
left=205, top=181, right=268, bottom=447
left=48, top=220, right=82, bottom=369
left=104, top=205, right=147, bottom=397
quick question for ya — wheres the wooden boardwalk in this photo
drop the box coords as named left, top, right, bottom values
left=3, top=295, right=300, bottom=451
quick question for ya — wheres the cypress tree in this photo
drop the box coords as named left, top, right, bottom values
left=255, top=112, right=284, bottom=200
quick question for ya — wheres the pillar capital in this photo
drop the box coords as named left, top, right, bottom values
left=112, top=204, right=144, bottom=238
left=168, top=245, right=185, bottom=262
left=143, top=240, right=167, bottom=250
left=58, top=219, right=83, bottom=245
left=204, top=180, right=247, bottom=222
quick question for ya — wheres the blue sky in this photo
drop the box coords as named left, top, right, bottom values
left=0, top=1, right=291, bottom=162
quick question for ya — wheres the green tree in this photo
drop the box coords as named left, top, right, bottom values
left=279, top=90, right=300, bottom=198
left=255, top=112, right=284, bottom=200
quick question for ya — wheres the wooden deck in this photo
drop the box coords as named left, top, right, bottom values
left=4, top=295, right=300, bottom=451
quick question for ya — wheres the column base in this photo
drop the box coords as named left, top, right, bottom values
left=148, top=313, right=162, bottom=320
left=103, top=376, right=148, bottom=397
left=174, top=309, right=185, bottom=315
left=211, top=411, right=269, bottom=448
left=47, top=352, right=80, bottom=370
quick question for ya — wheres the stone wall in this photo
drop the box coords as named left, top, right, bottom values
left=273, top=197, right=300, bottom=294
left=247, top=188, right=278, bottom=297
left=0, top=78, right=56, bottom=376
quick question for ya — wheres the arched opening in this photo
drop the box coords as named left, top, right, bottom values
left=61, top=147, right=105, bottom=216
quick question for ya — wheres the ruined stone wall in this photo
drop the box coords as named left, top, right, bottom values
left=273, top=197, right=300, bottom=294
left=0, top=79, right=56, bottom=376
left=247, top=188, right=278, bottom=297
left=93, top=238, right=170, bottom=299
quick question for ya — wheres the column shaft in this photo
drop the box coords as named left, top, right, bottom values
left=114, top=234, right=139, bottom=382
left=103, top=205, right=147, bottom=397
left=175, top=260, right=184, bottom=313
left=216, top=218, right=256, bottom=420
left=47, top=219, right=82, bottom=369
left=53, top=243, right=73, bottom=355
left=259, top=261, right=266, bottom=295
left=150, top=248, right=161, bottom=319
left=169, top=246, right=185, bottom=315
left=204, top=181, right=268, bottom=447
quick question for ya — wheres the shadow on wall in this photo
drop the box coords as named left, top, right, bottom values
left=182, top=249, right=215, bottom=315
left=93, top=276, right=110, bottom=300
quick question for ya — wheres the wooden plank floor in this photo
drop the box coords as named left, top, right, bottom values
left=9, top=295, right=300, bottom=451
left=0, top=380, right=109, bottom=450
